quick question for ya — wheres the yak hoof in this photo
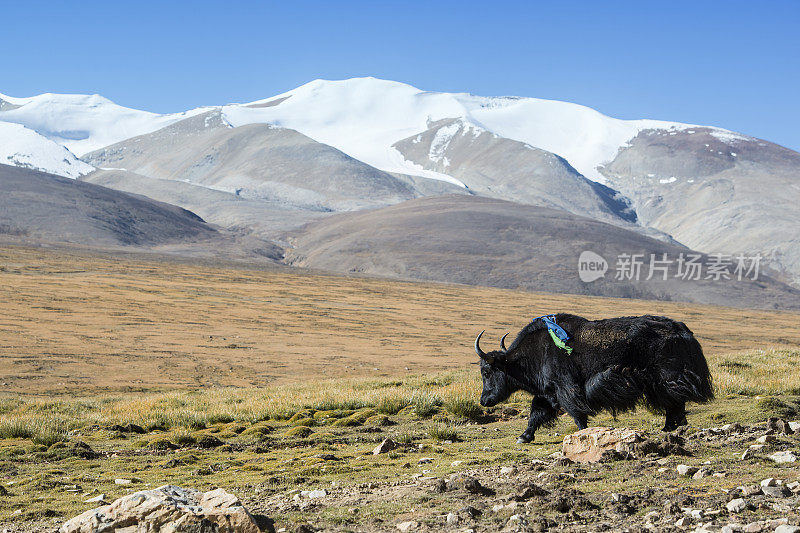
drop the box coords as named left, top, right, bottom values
left=517, top=436, right=533, bottom=444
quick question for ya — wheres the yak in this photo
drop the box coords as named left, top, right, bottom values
left=475, top=314, right=713, bottom=443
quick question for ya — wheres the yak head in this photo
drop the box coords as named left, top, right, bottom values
left=475, top=330, right=517, bottom=407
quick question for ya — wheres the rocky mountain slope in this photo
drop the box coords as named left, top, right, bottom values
left=0, top=163, right=218, bottom=248
left=287, top=195, right=800, bottom=309
left=82, top=109, right=420, bottom=212
left=599, top=128, right=800, bottom=286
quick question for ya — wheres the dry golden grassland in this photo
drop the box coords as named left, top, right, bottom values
left=1, top=244, right=799, bottom=397
left=1, top=244, right=800, bottom=531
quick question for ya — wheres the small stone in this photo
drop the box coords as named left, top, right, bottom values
left=713, top=472, right=727, bottom=477
left=756, top=434, right=776, bottom=444
left=675, top=516, right=692, bottom=527
left=301, top=489, right=327, bottom=499
left=644, top=511, right=660, bottom=522
left=373, top=439, right=396, bottom=455
left=769, top=451, right=797, bottom=463
left=500, top=466, right=517, bottom=475
left=726, top=498, right=747, bottom=513
left=692, top=468, right=711, bottom=479
left=677, top=464, right=699, bottom=476
left=84, top=494, right=106, bottom=503
left=721, top=524, right=743, bottom=533
left=690, top=509, right=704, bottom=520
left=492, top=504, right=505, bottom=512
left=789, top=421, right=800, bottom=432
left=396, top=521, right=418, bottom=531
left=658, top=467, right=668, bottom=473
left=741, top=448, right=756, bottom=460
left=508, top=514, right=527, bottom=526
left=760, top=477, right=777, bottom=487
left=114, top=478, right=133, bottom=485
left=786, top=481, right=800, bottom=492
left=446, top=512, right=458, bottom=525
left=742, top=522, right=762, bottom=533
left=450, top=460, right=463, bottom=467
left=775, top=526, right=800, bottom=533
left=418, top=457, right=434, bottom=464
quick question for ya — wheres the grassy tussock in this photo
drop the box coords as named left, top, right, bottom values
left=1, top=348, right=798, bottom=437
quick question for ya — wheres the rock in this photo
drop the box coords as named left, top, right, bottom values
left=722, top=525, right=743, bottom=533
left=418, top=457, right=434, bottom=464
left=372, top=438, right=397, bottom=455
left=84, top=494, right=106, bottom=503
left=675, top=516, right=692, bottom=527
left=500, top=466, right=517, bottom=475
left=61, top=485, right=261, bottom=533
left=769, top=451, right=797, bottom=463
left=300, top=489, right=327, bottom=499
left=726, top=498, right=747, bottom=513
left=396, top=521, right=418, bottom=531
left=775, top=527, right=800, bottom=533
left=786, top=481, right=800, bottom=492
left=561, top=427, right=646, bottom=463
left=507, top=514, right=527, bottom=527
left=448, top=476, right=494, bottom=496
left=741, top=448, right=757, bottom=460
left=761, top=485, right=791, bottom=497
left=738, top=485, right=762, bottom=496
left=789, top=421, right=800, bottom=432
left=114, top=479, right=133, bottom=485
left=446, top=512, right=458, bottom=525
left=458, top=505, right=482, bottom=518
left=767, top=417, right=794, bottom=434
left=692, top=468, right=711, bottom=479
left=450, top=460, right=463, bottom=467
left=742, top=523, right=762, bottom=533
left=677, top=464, right=699, bottom=476
left=515, top=483, right=549, bottom=500
left=644, top=510, right=660, bottom=522
left=756, top=434, right=776, bottom=444
left=760, top=477, right=777, bottom=487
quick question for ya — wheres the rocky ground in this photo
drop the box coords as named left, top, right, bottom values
left=2, top=391, right=800, bottom=533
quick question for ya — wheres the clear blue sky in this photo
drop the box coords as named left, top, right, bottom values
left=3, top=0, right=799, bottom=150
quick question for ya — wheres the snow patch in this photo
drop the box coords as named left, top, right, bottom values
left=0, top=121, right=94, bottom=178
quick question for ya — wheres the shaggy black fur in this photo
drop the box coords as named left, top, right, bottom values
left=476, top=314, right=714, bottom=443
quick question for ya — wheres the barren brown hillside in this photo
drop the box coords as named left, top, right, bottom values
left=1, top=244, right=799, bottom=397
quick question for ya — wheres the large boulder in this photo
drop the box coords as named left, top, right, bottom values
left=60, top=484, right=262, bottom=533
left=562, top=427, right=646, bottom=463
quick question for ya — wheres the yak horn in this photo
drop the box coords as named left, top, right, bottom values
left=474, top=330, right=487, bottom=358
left=500, top=333, right=509, bottom=352
left=475, top=330, right=495, bottom=364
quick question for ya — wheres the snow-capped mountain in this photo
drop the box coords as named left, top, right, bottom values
left=224, top=77, right=702, bottom=183
left=0, top=121, right=93, bottom=178
left=0, top=91, right=209, bottom=156
left=2, top=77, right=799, bottom=292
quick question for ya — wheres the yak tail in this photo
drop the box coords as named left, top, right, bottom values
left=584, top=367, right=643, bottom=417
left=644, top=334, right=714, bottom=411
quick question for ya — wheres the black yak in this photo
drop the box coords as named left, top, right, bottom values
left=475, top=314, right=713, bottom=443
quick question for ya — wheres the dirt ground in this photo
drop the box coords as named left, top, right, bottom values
left=1, top=244, right=799, bottom=397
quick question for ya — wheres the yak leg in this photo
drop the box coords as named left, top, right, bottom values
left=571, top=413, right=588, bottom=430
left=663, top=403, right=687, bottom=431
left=517, top=396, right=558, bottom=444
